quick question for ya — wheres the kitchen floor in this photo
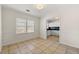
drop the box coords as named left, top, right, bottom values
left=1, top=36, right=79, bottom=54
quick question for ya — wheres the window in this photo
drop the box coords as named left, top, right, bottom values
left=16, top=18, right=34, bottom=34
left=16, top=18, right=26, bottom=34
left=27, top=20, right=34, bottom=33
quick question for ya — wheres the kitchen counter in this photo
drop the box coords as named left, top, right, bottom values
left=47, top=27, right=60, bottom=36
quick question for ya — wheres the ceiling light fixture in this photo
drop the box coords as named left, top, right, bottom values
left=55, top=16, right=59, bottom=20
left=35, top=4, right=45, bottom=10
left=26, top=9, right=30, bottom=12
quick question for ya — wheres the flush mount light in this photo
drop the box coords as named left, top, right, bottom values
left=35, top=4, right=45, bottom=10
left=26, top=9, right=30, bottom=12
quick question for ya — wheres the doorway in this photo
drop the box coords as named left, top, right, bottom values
left=46, top=18, right=60, bottom=42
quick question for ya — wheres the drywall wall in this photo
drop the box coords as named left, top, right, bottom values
left=40, top=4, right=79, bottom=48
left=0, top=5, right=2, bottom=52
left=48, top=20, right=60, bottom=27
left=40, top=17, right=47, bottom=39
left=2, top=6, right=40, bottom=46
left=59, top=5, right=79, bottom=48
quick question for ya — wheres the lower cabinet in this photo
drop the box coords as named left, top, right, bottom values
left=47, top=30, right=59, bottom=36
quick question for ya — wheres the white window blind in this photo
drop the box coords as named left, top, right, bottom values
left=27, top=20, right=34, bottom=33
left=16, top=18, right=26, bottom=34
left=16, top=18, right=34, bottom=34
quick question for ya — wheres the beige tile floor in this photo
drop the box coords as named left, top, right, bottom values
left=1, top=36, right=79, bottom=54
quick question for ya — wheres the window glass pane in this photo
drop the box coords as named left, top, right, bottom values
left=27, top=27, right=34, bottom=32
left=16, top=23, right=26, bottom=26
left=16, top=29, right=26, bottom=34
left=16, top=18, right=26, bottom=23
left=27, top=20, right=34, bottom=33
left=16, top=27, right=26, bottom=30
left=16, top=18, right=26, bottom=34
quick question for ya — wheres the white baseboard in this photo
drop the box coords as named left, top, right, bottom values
left=60, top=41, right=79, bottom=48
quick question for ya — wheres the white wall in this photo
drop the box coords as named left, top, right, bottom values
left=59, top=5, right=79, bottom=48
left=48, top=20, right=60, bottom=27
left=40, top=17, right=47, bottom=39
left=40, top=5, right=79, bottom=48
left=0, top=5, right=2, bottom=52
left=2, top=6, right=40, bottom=46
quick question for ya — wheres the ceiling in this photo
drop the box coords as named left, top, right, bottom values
left=3, top=4, right=60, bottom=18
